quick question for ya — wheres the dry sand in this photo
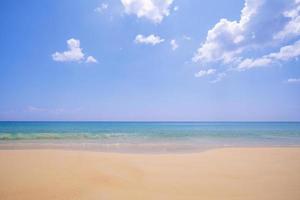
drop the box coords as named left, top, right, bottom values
left=0, top=148, right=299, bottom=200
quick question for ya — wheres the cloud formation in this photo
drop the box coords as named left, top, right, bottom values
left=121, top=0, right=174, bottom=23
left=52, top=38, right=85, bottom=62
left=210, top=73, right=226, bottom=83
left=52, top=38, right=97, bottom=63
left=95, top=3, right=109, bottom=13
left=194, top=69, right=216, bottom=78
left=287, top=78, right=300, bottom=83
left=237, top=40, right=300, bottom=70
left=193, top=0, right=300, bottom=80
left=135, top=34, right=164, bottom=45
left=27, top=106, right=65, bottom=115
left=86, top=56, right=98, bottom=63
left=170, top=39, right=178, bottom=50
left=183, top=35, right=191, bottom=41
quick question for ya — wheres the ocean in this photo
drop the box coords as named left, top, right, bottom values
left=0, top=121, right=300, bottom=152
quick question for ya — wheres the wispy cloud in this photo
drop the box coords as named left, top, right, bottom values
left=170, top=39, right=178, bottom=50
left=183, top=35, right=191, bottom=41
left=94, top=3, right=109, bottom=13
left=27, top=106, right=47, bottom=112
left=210, top=73, right=226, bottom=83
left=194, top=69, right=216, bottom=78
left=27, top=106, right=64, bottom=114
left=287, top=78, right=300, bottom=83
left=26, top=106, right=83, bottom=115
left=237, top=40, right=300, bottom=70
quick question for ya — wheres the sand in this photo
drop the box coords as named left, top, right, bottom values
left=0, top=148, right=299, bottom=200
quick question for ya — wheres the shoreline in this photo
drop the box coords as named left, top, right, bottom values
left=1, top=139, right=300, bottom=154
left=0, top=147, right=300, bottom=199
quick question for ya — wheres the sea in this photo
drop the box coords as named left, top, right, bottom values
left=0, top=121, right=300, bottom=153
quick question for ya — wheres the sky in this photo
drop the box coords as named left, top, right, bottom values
left=0, top=0, right=300, bottom=121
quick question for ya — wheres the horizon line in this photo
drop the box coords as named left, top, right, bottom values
left=0, top=120, right=300, bottom=123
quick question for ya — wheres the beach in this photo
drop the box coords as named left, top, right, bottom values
left=0, top=148, right=299, bottom=200
left=2, top=0, right=300, bottom=199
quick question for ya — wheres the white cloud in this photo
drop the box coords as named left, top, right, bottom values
left=195, top=0, right=264, bottom=64
left=27, top=106, right=47, bottom=112
left=95, top=3, right=109, bottom=13
left=121, top=0, right=174, bottom=23
left=134, top=34, right=164, bottom=45
left=52, top=38, right=85, bottom=62
left=86, top=56, right=98, bottom=63
left=210, top=73, right=226, bottom=83
left=52, top=38, right=97, bottom=64
left=27, top=106, right=65, bottom=114
left=268, top=39, right=300, bottom=61
left=170, top=39, right=178, bottom=50
left=237, top=39, right=300, bottom=70
left=25, top=106, right=82, bottom=115
left=183, top=35, right=191, bottom=40
left=237, top=57, right=272, bottom=70
left=274, top=3, right=300, bottom=40
left=193, top=0, right=300, bottom=78
left=287, top=78, right=300, bottom=83
left=173, top=6, right=179, bottom=12
left=194, top=69, right=216, bottom=78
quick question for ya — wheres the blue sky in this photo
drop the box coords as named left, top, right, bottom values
left=0, top=0, right=300, bottom=121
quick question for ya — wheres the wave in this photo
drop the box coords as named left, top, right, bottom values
left=0, top=133, right=139, bottom=140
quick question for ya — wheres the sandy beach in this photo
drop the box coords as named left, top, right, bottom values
left=0, top=148, right=299, bottom=200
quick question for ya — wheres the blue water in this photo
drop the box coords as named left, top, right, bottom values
left=0, top=122, right=300, bottom=152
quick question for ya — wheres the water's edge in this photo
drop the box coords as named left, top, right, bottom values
left=1, top=122, right=300, bottom=153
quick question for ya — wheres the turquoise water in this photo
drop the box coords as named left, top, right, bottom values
left=0, top=122, right=300, bottom=152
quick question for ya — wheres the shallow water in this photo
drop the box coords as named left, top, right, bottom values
left=0, top=122, right=300, bottom=153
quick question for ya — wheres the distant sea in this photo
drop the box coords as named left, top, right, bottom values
left=0, top=122, right=300, bottom=153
